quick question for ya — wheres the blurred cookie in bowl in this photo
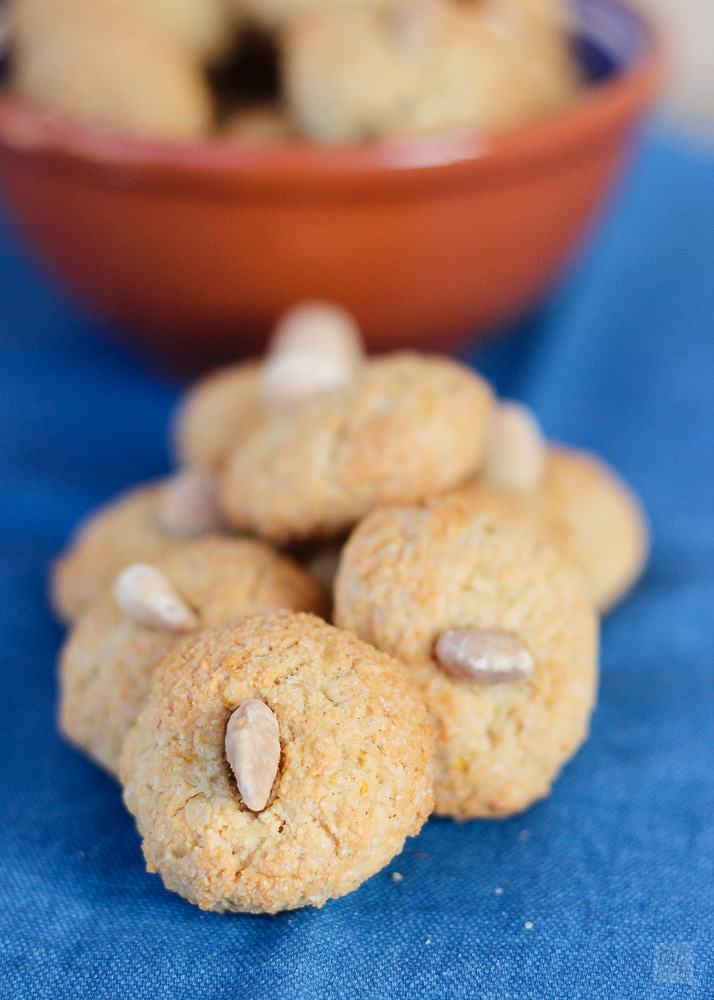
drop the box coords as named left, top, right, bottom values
left=10, top=0, right=235, bottom=64
left=9, top=0, right=217, bottom=137
left=228, top=0, right=406, bottom=34
left=283, top=0, right=581, bottom=142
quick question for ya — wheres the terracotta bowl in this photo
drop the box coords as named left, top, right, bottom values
left=0, top=0, right=663, bottom=366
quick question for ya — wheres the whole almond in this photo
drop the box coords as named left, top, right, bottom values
left=262, top=302, right=364, bottom=412
left=482, top=401, right=546, bottom=495
left=158, top=470, right=224, bottom=537
left=113, top=563, right=198, bottom=633
left=225, top=699, right=280, bottom=811
left=435, top=628, right=534, bottom=684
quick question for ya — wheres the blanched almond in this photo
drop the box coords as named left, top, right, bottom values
left=482, top=401, right=546, bottom=495
left=113, top=563, right=198, bottom=633
left=158, top=470, right=224, bottom=536
left=225, top=699, right=280, bottom=811
left=262, top=302, right=364, bottom=411
left=435, top=628, right=534, bottom=684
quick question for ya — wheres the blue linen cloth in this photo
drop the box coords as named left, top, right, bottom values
left=1, top=127, right=713, bottom=999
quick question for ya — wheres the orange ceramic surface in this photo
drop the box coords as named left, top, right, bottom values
left=0, top=2, right=664, bottom=367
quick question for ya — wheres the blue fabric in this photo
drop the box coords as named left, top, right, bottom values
left=1, top=126, right=713, bottom=999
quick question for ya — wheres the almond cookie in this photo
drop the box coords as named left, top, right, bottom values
left=221, top=353, right=494, bottom=545
left=119, top=611, right=434, bottom=912
left=11, top=0, right=214, bottom=138
left=50, top=472, right=228, bottom=625
left=173, top=303, right=364, bottom=472
left=59, top=537, right=328, bottom=776
left=456, top=447, right=649, bottom=613
left=225, top=0, right=404, bottom=33
left=283, top=0, right=579, bottom=142
left=334, top=495, right=599, bottom=819
left=173, top=361, right=264, bottom=474
left=12, top=0, right=231, bottom=66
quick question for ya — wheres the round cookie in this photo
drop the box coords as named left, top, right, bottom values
left=173, top=361, right=264, bottom=474
left=12, top=0, right=231, bottom=66
left=51, top=482, right=176, bottom=625
left=59, top=537, right=328, bottom=776
left=283, top=0, right=579, bottom=142
left=262, top=302, right=365, bottom=412
left=226, top=0, right=403, bottom=33
left=334, top=495, right=599, bottom=819
left=50, top=473, right=227, bottom=625
left=119, top=611, right=434, bottom=913
left=174, top=303, right=364, bottom=472
left=11, top=0, right=214, bottom=138
left=221, top=352, right=494, bottom=545
left=455, top=447, right=649, bottom=613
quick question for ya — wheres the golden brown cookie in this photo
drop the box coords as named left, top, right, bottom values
left=59, top=537, right=328, bottom=776
left=225, top=0, right=403, bottom=33
left=455, top=447, right=649, bottom=613
left=172, top=361, right=264, bottom=474
left=11, top=0, right=214, bottom=138
left=120, top=611, right=434, bottom=912
left=50, top=473, right=228, bottom=625
left=174, top=304, right=365, bottom=471
left=334, top=495, right=599, bottom=819
left=11, top=0, right=231, bottom=67
left=221, top=353, right=494, bottom=545
left=283, top=0, right=579, bottom=142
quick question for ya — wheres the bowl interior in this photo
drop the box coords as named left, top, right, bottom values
left=0, top=0, right=655, bottom=168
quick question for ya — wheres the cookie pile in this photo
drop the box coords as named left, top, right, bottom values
left=9, top=0, right=581, bottom=140
left=52, top=302, right=648, bottom=912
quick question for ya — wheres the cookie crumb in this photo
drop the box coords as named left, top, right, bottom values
left=494, top=887, right=503, bottom=895
left=425, top=938, right=431, bottom=945
left=391, top=872, right=404, bottom=882
left=525, top=921, right=533, bottom=930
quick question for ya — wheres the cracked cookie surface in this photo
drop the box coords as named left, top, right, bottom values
left=221, top=353, right=494, bottom=545
left=120, top=611, right=434, bottom=913
left=59, top=538, right=328, bottom=776
left=334, top=495, right=598, bottom=818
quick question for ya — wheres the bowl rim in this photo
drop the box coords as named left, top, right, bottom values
left=0, top=0, right=666, bottom=196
